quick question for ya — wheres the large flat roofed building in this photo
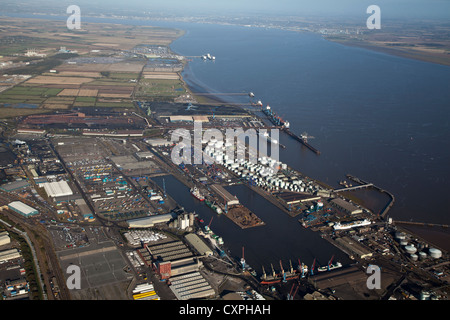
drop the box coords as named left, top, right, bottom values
left=170, top=115, right=193, bottom=122
left=335, top=236, right=373, bottom=259
left=331, top=198, right=363, bottom=215
left=0, top=231, right=11, bottom=246
left=144, top=138, right=172, bottom=147
left=275, top=192, right=321, bottom=205
left=8, top=201, right=39, bottom=217
left=0, top=248, right=21, bottom=262
left=0, top=180, right=30, bottom=192
left=210, top=184, right=239, bottom=207
left=185, top=233, right=213, bottom=256
left=127, top=213, right=176, bottom=228
left=169, top=271, right=215, bottom=300
left=42, top=180, right=73, bottom=198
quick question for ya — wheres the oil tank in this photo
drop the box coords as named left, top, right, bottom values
left=404, top=245, right=417, bottom=254
left=418, top=252, right=427, bottom=260
left=429, top=248, right=442, bottom=259
left=410, top=253, right=418, bottom=261
left=395, top=232, right=406, bottom=240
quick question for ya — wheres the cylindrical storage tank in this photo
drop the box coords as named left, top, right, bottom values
left=404, top=245, right=417, bottom=254
left=429, top=248, right=442, bottom=259
left=410, top=253, right=418, bottom=261
left=395, top=232, right=406, bottom=241
left=420, top=291, right=431, bottom=300
left=418, top=252, right=427, bottom=260
left=399, top=240, right=408, bottom=246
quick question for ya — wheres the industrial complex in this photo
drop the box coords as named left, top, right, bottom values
left=0, top=15, right=448, bottom=305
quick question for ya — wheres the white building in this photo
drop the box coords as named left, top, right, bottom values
left=42, top=180, right=73, bottom=198
left=8, top=201, right=39, bottom=217
left=0, top=231, right=11, bottom=246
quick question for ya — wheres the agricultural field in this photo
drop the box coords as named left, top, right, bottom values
left=135, top=78, right=188, bottom=101
left=0, top=17, right=186, bottom=115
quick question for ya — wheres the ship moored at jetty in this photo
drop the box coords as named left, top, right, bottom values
left=262, top=105, right=320, bottom=155
left=333, top=218, right=372, bottom=230
left=260, top=260, right=303, bottom=285
left=190, top=187, right=205, bottom=201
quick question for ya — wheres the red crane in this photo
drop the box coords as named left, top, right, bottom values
left=208, top=217, right=213, bottom=228
left=288, top=283, right=295, bottom=300
left=328, top=255, right=334, bottom=270
left=311, top=258, right=316, bottom=275
left=292, top=283, right=300, bottom=300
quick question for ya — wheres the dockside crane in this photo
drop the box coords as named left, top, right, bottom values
left=279, top=260, right=286, bottom=282
left=270, top=263, right=276, bottom=278
left=205, top=217, right=213, bottom=233
left=240, top=246, right=246, bottom=270
left=292, top=283, right=300, bottom=300
left=287, top=282, right=295, bottom=300
left=311, top=258, right=316, bottom=276
left=327, top=255, right=334, bottom=271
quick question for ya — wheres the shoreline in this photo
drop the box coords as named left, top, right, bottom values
left=323, top=37, right=450, bottom=67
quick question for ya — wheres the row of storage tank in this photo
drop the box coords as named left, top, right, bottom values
left=395, top=232, right=443, bottom=261
left=203, top=142, right=319, bottom=193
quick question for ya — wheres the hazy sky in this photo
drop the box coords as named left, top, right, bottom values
left=3, top=0, right=450, bottom=20
left=110, top=0, right=450, bottom=19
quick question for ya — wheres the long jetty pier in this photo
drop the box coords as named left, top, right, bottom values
left=336, top=174, right=395, bottom=219
left=282, top=128, right=321, bottom=155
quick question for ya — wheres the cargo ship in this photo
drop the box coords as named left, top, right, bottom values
left=190, top=187, right=205, bottom=201
left=204, top=199, right=222, bottom=214
left=317, top=261, right=343, bottom=272
left=262, top=105, right=289, bottom=128
left=260, top=260, right=299, bottom=285
left=333, top=218, right=371, bottom=230
left=263, top=105, right=320, bottom=155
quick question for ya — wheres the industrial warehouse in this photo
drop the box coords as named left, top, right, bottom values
left=135, top=233, right=216, bottom=300
left=7, top=201, right=39, bottom=217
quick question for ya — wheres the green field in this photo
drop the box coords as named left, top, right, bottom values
left=1, top=86, right=62, bottom=97
left=109, top=72, right=140, bottom=80
left=95, top=101, right=134, bottom=108
left=135, top=79, right=186, bottom=99
left=75, top=96, right=96, bottom=103
left=0, top=107, right=50, bottom=118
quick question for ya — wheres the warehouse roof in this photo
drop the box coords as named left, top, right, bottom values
left=8, top=201, right=38, bottom=216
left=331, top=198, right=363, bottom=214
left=42, top=180, right=73, bottom=198
left=185, top=233, right=213, bottom=256
left=127, top=213, right=176, bottom=228
left=0, top=180, right=30, bottom=192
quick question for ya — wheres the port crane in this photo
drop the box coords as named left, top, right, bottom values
left=287, top=283, right=295, bottom=300
left=279, top=260, right=286, bottom=282
left=287, top=282, right=300, bottom=300
left=327, top=255, right=334, bottom=271
left=240, top=246, right=246, bottom=270
left=300, top=132, right=315, bottom=143
left=205, top=217, right=213, bottom=233
left=310, top=258, right=316, bottom=276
